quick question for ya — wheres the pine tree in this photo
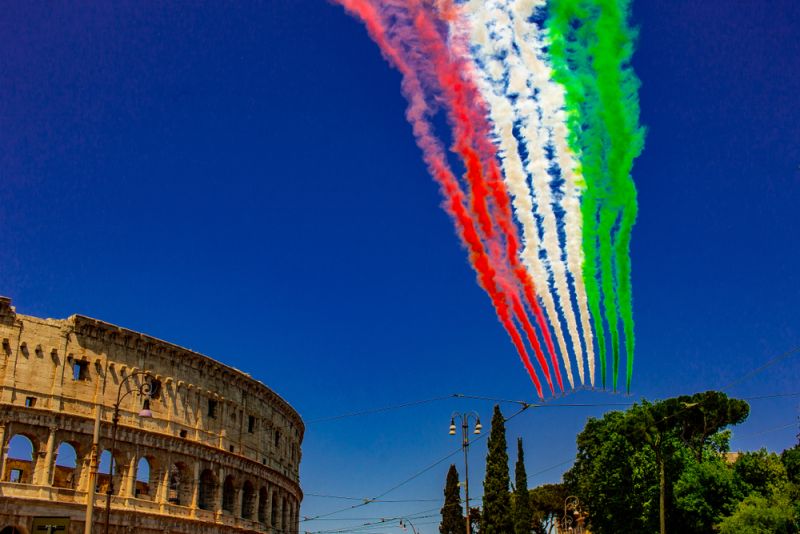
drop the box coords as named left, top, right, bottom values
left=440, top=464, right=464, bottom=534
left=513, top=438, right=532, bottom=534
left=482, top=405, right=512, bottom=534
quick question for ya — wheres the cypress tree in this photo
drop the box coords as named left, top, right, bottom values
left=440, top=464, right=464, bottom=534
left=513, top=438, right=532, bottom=534
left=482, top=405, right=512, bottom=534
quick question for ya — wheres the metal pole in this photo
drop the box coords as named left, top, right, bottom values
left=462, top=418, right=471, bottom=534
left=103, top=404, right=120, bottom=534
left=84, top=407, right=102, bottom=534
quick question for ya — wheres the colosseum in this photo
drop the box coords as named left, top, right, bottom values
left=0, top=297, right=303, bottom=534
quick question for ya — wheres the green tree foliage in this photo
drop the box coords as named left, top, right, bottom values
left=782, top=445, right=800, bottom=485
left=734, top=449, right=789, bottom=496
left=440, top=464, right=464, bottom=534
left=673, top=454, right=742, bottom=533
left=528, top=483, right=567, bottom=534
left=623, top=391, right=749, bottom=534
left=565, top=391, right=750, bottom=534
left=513, top=438, right=532, bottom=534
left=482, top=405, right=512, bottom=534
left=564, top=410, right=660, bottom=533
left=717, top=492, right=799, bottom=534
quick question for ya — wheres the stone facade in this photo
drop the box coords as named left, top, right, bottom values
left=0, top=297, right=303, bottom=534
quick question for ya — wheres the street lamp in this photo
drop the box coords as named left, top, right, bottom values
left=563, top=495, right=583, bottom=534
left=399, top=518, right=419, bottom=534
left=449, top=411, right=481, bottom=534
left=103, top=371, right=159, bottom=534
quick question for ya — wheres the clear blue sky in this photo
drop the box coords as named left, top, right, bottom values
left=2, top=1, right=799, bottom=532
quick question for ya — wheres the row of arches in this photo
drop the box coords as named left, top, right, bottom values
left=1, top=432, right=300, bottom=530
left=2, top=434, right=155, bottom=494
left=197, top=469, right=297, bottom=528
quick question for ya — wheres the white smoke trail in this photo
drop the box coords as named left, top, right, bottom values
left=509, top=0, right=596, bottom=386
left=459, top=0, right=578, bottom=387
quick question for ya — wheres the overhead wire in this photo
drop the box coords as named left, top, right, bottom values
left=305, top=395, right=454, bottom=424
left=720, top=346, right=800, bottom=391
left=302, top=345, right=800, bottom=530
left=302, top=405, right=530, bottom=524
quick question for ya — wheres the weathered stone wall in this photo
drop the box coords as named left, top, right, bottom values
left=0, top=297, right=303, bottom=534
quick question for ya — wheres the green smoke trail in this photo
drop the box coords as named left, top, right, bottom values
left=546, top=0, right=606, bottom=388
left=547, top=0, right=644, bottom=391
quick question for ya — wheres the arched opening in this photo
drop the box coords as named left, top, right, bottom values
left=134, top=457, right=151, bottom=499
left=222, top=475, right=236, bottom=514
left=0, top=526, right=25, bottom=534
left=4, top=435, right=36, bottom=484
left=241, top=480, right=255, bottom=519
left=257, top=487, right=268, bottom=523
left=281, top=497, right=288, bottom=532
left=168, top=463, right=191, bottom=506
left=198, top=469, right=217, bottom=511
left=53, top=442, right=78, bottom=488
left=97, top=449, right=124, bottom=496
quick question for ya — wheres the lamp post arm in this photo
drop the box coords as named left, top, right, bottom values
left=114, top=370, right=154, bottom=408
left=102, top=370, right=154, bottom=534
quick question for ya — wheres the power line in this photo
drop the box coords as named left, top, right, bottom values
left=306, top=395, right=454, bottom=424
left=307, top=509, right=441, bottom=534
left=305, top=493, right=441, bottom=503
left=736, top=421, right=799, bottom=439
left=453, top=392, right=634, bottom=408
left=306, top=391, right=642, bottom=427
left=528, top=458, right=575, bottom=478
left=301, top=446, right=463, bottom=522
left=302, top=405, right=530, bottom=524
left=302, top=345, right=800, bottom=528
left=741, top=392, right=800, bottom=400
left=721, top=346, right=800, bottom=390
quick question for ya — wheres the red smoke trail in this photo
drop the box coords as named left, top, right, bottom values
left=334, top=0, right=546, bottom=397
left=410, top=2, right=564, bottom=391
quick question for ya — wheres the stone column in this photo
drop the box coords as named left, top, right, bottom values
left=218, top=401, right=226, bottom=450
left=266, top=486, right=274, bottom=530
left=125, top=455, right=137, bottom=497
left=159, top=464, right=170, bottom=505
left=0, top=423, right=7, bottom=481
left=39, top=426, right=57, bottom=486
left=270, top=490, right=278, bottom=532
left=236, top=485, right=244, bottom=518
left=216, top=467, right=224, bottom=517
left=281, top=492, right=289, bottom=534
left=190, top=462, right=200, bottom=514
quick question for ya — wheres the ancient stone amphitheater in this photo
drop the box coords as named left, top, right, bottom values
left=0, top=297, right=303, bottom=534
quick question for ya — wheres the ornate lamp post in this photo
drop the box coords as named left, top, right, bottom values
left=562, top=495, right=583, bottom=534
left=449, top=411, right=481, bottom=534
left=102, top=371, right=159, bottom=534
left=399, top=517, right=419, bottom=534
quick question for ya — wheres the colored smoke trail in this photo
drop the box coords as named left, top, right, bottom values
left=547, top=0, right=644, bottom=391
left=332, top=0, right=643, bottom=396
left=334, top=0, right=552, bottom=396
left=461, top=0, right=608, bottom=388
left=510, top=0, right=596, bottom=386
left=461, top=0, right=576, bottom=387
left=412, top=0, right=562, bottom=392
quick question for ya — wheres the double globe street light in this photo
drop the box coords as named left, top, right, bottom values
left=449, top=412, right=481, bottom=534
